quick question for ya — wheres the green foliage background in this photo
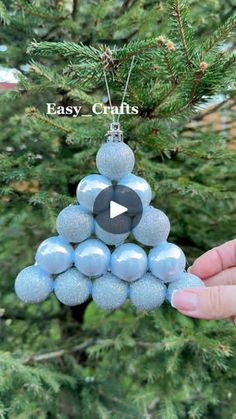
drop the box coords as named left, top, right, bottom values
left=0, top=0, right=236, bottom=418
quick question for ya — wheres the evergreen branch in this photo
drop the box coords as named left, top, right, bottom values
left=0, top=0, right=10, bottom=24
left=173, top=0, right=192, bottom=67
left=27, top=41, right=101, bottom=61
left=203, top=14, right=236, bottom=54
left=15, top=0, right=66, bottom=21
left=25, top=107, right=73, bottom=134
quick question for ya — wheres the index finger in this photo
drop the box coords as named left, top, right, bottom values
left=190, top=239, right=236, bottom=279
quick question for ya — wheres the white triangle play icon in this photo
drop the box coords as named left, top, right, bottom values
left=110, top=201, right=128, bottom=219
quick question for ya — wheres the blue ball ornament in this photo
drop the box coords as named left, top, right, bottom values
left=129, top=273, right=166, bottom=311
left=132, top=206, right=170, bottom=247
left=149, top=242, right=186, bottom=283
left=15, top=265, right=53, bottom=303
left=167, top=272, right=205, bottom=304
left=54, top=268, right=92, bottom=306
left=95, top=221, right=130, bottom=246
left=92, top=273, right=128, bottom=309
left=110, top=243, right=147, bottom=282
left=56, top=205, right=94, bottom=243
left=96, top=142, right=135, bottom=181
left=74, top=239, right=110, bottom=277
left=118, top=173, right=152, bottom=206
left=35, top=236, right=74, bottom=274
left=76, top=174, right=112, bottom=212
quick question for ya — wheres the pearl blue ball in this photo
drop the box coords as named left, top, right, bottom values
left=96, top=142, right=135, bottom=181
left=149, top=242, right=186, bottom=283
left=56, top=205, right=94, bottom=243
left=118, top=174, right=152, bottom=206
left=111, top=243, right=147, bottom=282
left=76, top=174, right=112, bottom=212
left=95, top=220, right=130, bottom=246
left=92, top=273, right=128, bottom=310
left=74, top=239, right=110, bottom=277
left=132, top=206, right=170, bottom=247
left=35, top=236, right=74, bottom=274
left=129, top=273, right=166, bottom=311
left=167, top=272, right=205, bottom=303
left=15, top=265, right=53, bottom=303
left=54, top=268, right=92, bottom=306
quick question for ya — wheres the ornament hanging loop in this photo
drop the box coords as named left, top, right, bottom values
left=106, top=121, right=123, bottom=142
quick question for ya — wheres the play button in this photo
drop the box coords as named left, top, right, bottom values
left=110, top=201, right=128, bottom=219
left=93, top=185, right=143, bottom=234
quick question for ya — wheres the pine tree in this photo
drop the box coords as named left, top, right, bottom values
left=0, top=1, right=236, bottom=418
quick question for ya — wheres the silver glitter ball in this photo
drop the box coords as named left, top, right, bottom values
left=132, top=206, right=170, bottom=246
left=129, top=273, right=166, bottom=311
left=56, top=204, right=94, bottom=243
left=96, top=142, right=135, bottom=181
left=15, top=265, right=53, bottom=303
left=54, top=268, right=92, bottom=306
left=167, top=272, right=205, bottom=303
left=92, top=273, right=128, bottom=310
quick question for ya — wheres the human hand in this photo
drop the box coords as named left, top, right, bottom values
left=172, top=239, right=236, bottom=320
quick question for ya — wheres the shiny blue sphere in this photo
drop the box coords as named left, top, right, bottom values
left=149, top=242, right=186, bottom=282
left=95, top=220, right=130, bottom=246
left=74, top=239, right=110, bottom=277
left=76, top=174, right=112, bottom=212
left=111, top=243, right=147, bottom=282
left=129, top=273, right=166, bottom=311
left=54, top=268, right=92, bottom=306
left=118, top=173, right=152, bottom=206
left=35, top=236, right=74, bottom=274
left=92, top=273, right=128, bottom=309
left=15, top=265, right=53, bottom=303
left=167, top=272, right=205, bottom=303
left=56, top=204, right=94, bottom=243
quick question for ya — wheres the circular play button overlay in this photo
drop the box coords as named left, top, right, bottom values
left=93, top=185, right=143, bottom=234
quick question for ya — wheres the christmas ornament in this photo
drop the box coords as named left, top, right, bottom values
left=95, top=222, right=129, bottom=246
left=110, top=243, right=147, bottom=282
left=56, top=204, right=94, bottom=243
left=74, top=239, right=110, bottom=277
left=129, top=273, right=166, bottom=311
left=132, top=206, right=170, bottom=246
left=118, top=173, right=152, bottom=206
left=35, top=236, right=74, bottom=274
left=149, top=242, right=186, bottom=282
left=15, top=55, right=205, bottom=313
left=76, top=174, right=112, bottom=212
left=167, top=272, right=205, bottom=303
left=92, top=273, right=128, bottom=310
left=54, top=268, right=92, bottom=306
left=15, top=266, right=53, bottom=303
left=96, top=141, right=135, bottom=181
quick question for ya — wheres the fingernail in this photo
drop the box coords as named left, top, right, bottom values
left=187, top=265, right=192, bottom=272
left=171, top=290, right=198, bottom=311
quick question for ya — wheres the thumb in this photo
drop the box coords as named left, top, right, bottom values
left=172, top=285, right=236, bottom=320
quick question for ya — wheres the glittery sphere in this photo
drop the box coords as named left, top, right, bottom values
left=118, top=174, right=152, bottom=206
left=149, top=242, right=186, bottom=282
left=54, top=268, right=91, bottom=306
left=74, top=239, right=110, bottom=277
left=167, top=272, right=205, bottom=302
left=15, top=265, right=53, bottom=303
left=95, top=222, right=129, bottom=246
left=92, top=273, right=128, bottom=310
left=56, top=205, right=94, bottom=243
left=129, top=273, right=166, bottom=311
left=76, top=174, right=112, bottom=212
left=111, top=243, right=147, bottom=282
left=35, top=236, right=74, bottom=274
left=132, top=206, right=170, bottom=246
left=96, top=142, right=135, bottom=181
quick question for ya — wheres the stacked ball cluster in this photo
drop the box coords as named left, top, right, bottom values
left=15, top=140, right=205, bottom=311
